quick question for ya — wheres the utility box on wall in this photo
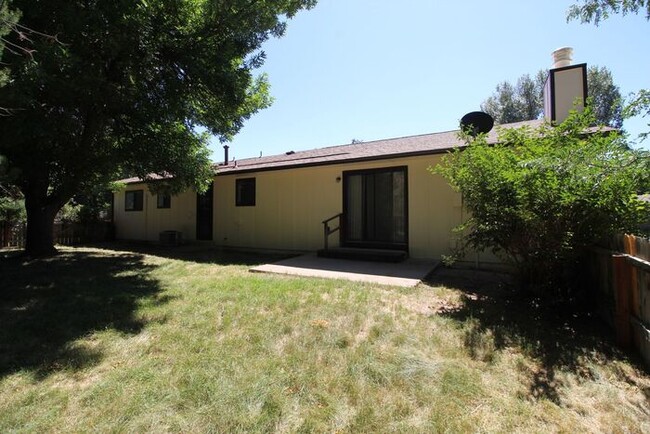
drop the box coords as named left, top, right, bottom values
left=160, top=230, right=182, bottom=246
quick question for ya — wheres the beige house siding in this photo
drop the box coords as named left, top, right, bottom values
left=109, top=118, right=565, bottom=263
left=114, top=187, right=197, bottom=241
left=112, top=154, right=497, bottom=261
left=213, top=154, right=463, bottom=259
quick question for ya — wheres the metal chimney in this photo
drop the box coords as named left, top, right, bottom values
left=544, top=47, right=587, bottom=124
left=223, top=145, right=229, bottom=165
left=552, top=47, right=573, bottom=68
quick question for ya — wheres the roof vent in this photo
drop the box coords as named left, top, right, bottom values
left=222, top=145, right=229, bottom=166
left=285, top=151, right=295, bottom=155
left=552, top=47, right=573, bottom=69
left=460, top=111, right=494, bottom=136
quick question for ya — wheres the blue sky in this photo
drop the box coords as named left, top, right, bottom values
left=209, top=0, right=649, bottom=161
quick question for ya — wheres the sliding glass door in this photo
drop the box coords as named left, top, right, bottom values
left=343, top=167, right=407, bottom=249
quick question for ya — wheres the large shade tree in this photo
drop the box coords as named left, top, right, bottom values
left=0, top=0, right=20, bottom=87
left=568, top=0, right=650, bottom=141
left=0, top=0, right=316, bottom=256
left=567, top=0, right=650, bottom=24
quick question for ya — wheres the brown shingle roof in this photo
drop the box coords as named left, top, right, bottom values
left=215, top=119, right=544, bottom=175
left=118, top=119, right=544, bottom=184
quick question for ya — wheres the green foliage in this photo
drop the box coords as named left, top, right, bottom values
left=434, top=110, right=650, bottom=293
left=0, top=0, right=20, bottom=87
left=55, top=202, right=80, bottom=224
left=55, top=192, right=113, bottom=224
left=0, top=195, right=24, bottom=224
left=481, top=66, right=623, bottom=128
left=481, top=72, right=546, bottom=124
left=587, top=65, right=624, bottom=128
left=567, top=0, right=650, bottom=25
left=61, top=185, right=114, bottom=224
left=567, top=1, right=650, bottom=141
left=623, top=89, right=650, bottom=141
left=0, top=0, right=316, bottom=254
left=0, top=154, right=24, bottom=224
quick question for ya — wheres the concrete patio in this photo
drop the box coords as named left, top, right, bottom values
left=250, top=253, right=439, bottom=287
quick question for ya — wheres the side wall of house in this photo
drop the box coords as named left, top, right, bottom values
left=213, top=154, right=465, bottom=260
left=113, top=186, right=197, bottom=242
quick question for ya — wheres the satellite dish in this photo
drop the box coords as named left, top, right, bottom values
left=460, top=111, right=494, bottom=136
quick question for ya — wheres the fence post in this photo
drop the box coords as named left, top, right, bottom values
left=612, top=254, right=632, bottom=348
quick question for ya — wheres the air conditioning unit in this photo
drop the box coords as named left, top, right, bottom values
left=159, top=230, right=182, bottom=246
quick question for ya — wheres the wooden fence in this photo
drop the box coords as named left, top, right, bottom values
left=591, top=234, right=650, bottom=368
left=1, top=222, right=114, bottom=249
left=0, top=221, right=26, bottom=248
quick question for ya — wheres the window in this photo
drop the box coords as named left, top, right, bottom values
left=125, top=190, right=143, bottom=211
left=236, top=178, right=256, bottom=206
left=157, top=192, right=171, bottom=209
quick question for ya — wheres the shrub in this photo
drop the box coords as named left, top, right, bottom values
left=434, top=110, right=650, bottom=294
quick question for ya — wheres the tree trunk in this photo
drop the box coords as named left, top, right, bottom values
left=24, top=196, right=60, bottom=257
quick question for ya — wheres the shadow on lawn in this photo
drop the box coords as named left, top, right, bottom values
left=95, top=241, right=293, bottom=266
left=0, top=248, right=167, bottom=380
left=425, top=267, right=641, bottom=404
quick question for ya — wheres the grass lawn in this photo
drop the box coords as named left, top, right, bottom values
left=0, top=244, right=648, bottom=432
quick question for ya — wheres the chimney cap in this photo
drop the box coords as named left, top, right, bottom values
left=552, top=47, right=573, bottom=69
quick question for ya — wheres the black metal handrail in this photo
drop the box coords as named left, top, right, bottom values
left=322, top=213, right=343, bottom=251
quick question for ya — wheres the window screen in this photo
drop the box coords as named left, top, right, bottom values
left=236, top=178, right=256, bottom=206
left=125, top=190, right=143, bottom=211
left=157, top=193, right=171, bottom=209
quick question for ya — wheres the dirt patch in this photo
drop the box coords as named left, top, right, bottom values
left=398, top=291, right=462, bottom=316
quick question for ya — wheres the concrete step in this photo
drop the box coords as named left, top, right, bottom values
left=317, top=247, right=407, bottom=263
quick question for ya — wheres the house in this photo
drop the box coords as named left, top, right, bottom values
left=113, top=48, right=588, bottom=263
